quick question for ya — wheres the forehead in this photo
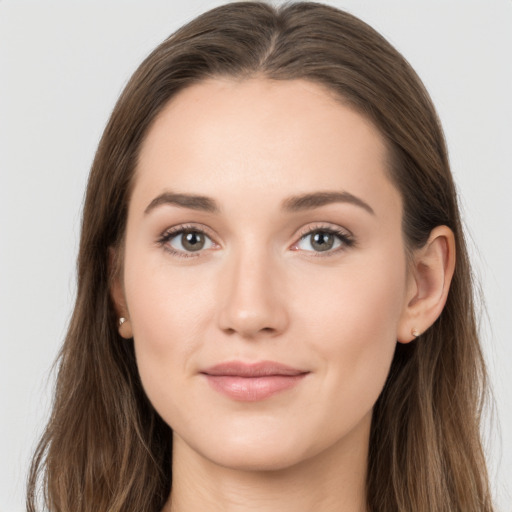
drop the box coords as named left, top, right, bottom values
left=133, top=77, right=400, bottom=219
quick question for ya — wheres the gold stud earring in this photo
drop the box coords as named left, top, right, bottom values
left=411, top=328, right=420, bottom=337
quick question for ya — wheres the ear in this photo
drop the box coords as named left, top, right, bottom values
left=397, top=225, right=456, bottom=343
left=109, top=247, right=133, bottom=339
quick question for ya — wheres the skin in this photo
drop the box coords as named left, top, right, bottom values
left=112, top=78, right=455, bottom=512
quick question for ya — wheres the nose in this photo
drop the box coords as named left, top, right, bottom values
left=216, top=246, right=289, bottom=339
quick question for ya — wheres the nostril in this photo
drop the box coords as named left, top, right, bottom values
left=222, top=326, right=275, bottom=336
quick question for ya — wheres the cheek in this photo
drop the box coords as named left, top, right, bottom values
left=295, top=249, right=406, bottom=413
left=298, top=251, right=406, bottom=340
left=123, top=254, right=216, bottom=406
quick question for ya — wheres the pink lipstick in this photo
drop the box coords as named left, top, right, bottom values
left=201, top=361, right=308, bottom=401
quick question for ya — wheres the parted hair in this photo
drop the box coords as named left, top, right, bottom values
left=27, top=2, right=493, bottom=511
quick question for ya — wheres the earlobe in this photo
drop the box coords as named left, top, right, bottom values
left=109, top=247, right=133, bottom=339
left=117, top=315, right=133, bottom=339
left=397, top=225, right=456, bottom=343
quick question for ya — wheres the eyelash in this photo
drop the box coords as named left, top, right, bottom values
left=294, top=224, right=355, bottom=257
left=156, top=223, right=355, bottom=259
left=156, top=223, right=216, bottom=259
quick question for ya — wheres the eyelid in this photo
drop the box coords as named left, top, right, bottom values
left=159, top=222, right=218, bottom=240
left=294, top=222, right=353, bottom=241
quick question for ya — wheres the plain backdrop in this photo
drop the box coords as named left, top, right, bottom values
left=1, top=1, right=511, bottom=510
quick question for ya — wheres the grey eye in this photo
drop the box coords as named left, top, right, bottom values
left=169, top=230, right=213, bottom=252
left=297, top=230, right=342, bottom=252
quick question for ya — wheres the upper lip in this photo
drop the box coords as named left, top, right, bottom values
left=201, top=361, right=308, bottom=377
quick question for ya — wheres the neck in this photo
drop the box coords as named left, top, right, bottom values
left=163, top=415, right=370, bottom=512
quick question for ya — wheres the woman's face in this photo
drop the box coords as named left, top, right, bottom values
left=119, top=78, right=413, bottom=471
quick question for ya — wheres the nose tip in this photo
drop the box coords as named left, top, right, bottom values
left=220, top=309, right=280, bottom=338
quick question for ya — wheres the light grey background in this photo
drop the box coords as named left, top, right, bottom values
left=1, top=1, right=511, bottom=510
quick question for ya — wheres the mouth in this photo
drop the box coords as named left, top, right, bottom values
left=200, top=361, right=309, bottom=402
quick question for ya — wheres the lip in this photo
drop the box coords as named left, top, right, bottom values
left=200, top=361, right=309, bottom=402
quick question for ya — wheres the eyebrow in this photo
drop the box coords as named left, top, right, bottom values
left=144, top=192, right=220, bottom=214
left=144, top=190, right=375, bottom=216
left=282, top=191, right=375, bottom=215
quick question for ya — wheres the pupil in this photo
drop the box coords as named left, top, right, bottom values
left=183, top=231, right=204, bottom=251
left=312, top=231, right=333, bottom=251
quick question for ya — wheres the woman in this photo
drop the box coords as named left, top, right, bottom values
left=27, top=2, right=494, bottom=511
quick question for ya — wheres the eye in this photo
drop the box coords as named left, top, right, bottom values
left=292, top=227, right=354, bottom=254
left=158, top=226, right=216, bottom=257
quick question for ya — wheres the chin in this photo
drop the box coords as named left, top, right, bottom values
left=207, top=444, right=310, bottom=473
left=175, top=427, right=316, bottom=473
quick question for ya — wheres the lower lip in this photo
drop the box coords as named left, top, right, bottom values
left=203, top=374, right=307, bottom=401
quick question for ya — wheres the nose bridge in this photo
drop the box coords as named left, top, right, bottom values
left=217, top=239, right=288, bottom=338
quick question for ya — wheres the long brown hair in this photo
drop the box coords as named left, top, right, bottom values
left=27, top=2, right=494, bottom=511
